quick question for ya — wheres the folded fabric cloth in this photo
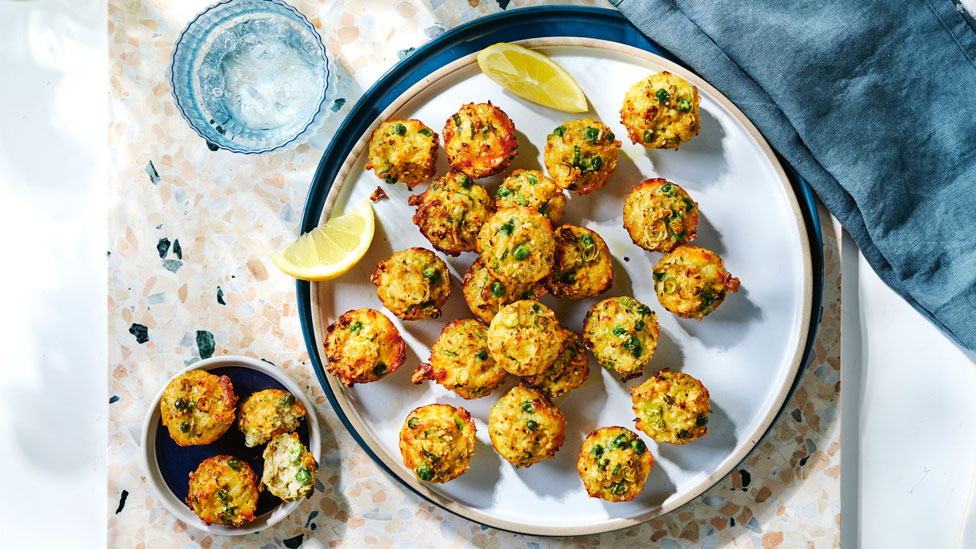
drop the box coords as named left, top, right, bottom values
left=611, top=0, right=976, bottom=351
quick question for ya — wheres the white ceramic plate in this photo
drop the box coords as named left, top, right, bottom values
left=141, top=355, right=322, bottom=535
left=309, top=38, right=812, bottom=535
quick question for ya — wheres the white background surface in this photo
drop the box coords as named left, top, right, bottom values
left=1, top=1, right=975, bottom=547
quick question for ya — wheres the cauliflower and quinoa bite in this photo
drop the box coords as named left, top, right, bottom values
left=408, top=171, right=494, bottom=256
left=371, top=247, right=452, bottom=320
left=399, top=404, right=477, bottom=483
left=160, top=369, right=238, bottom=447
left=412, top=318, right=508, bottom=399
left=186, top=455, right=259, bottom=527
left=237, top=389, right=307, bottom=448
left=623, top=178, right=699, bottom=253
left=620, top=71, right=701, bottom=150
left=545, top=225, right=614, bottom=300
left=652, top=245, right=740, bottom=319
left=543, top=118, right=620, bottom=195
left=487, top=300, right=566, bottom=376
left=583, top=296, right=660, bottom=381
left=260, top=432, right=318, bottom=501
left=442, top=101, right=518, bottom=179
left=488, top=385, right=567, bottom=468
left=364, top=119, right=439, bottom=188
left=522, top=329, right=589, bottom=399
left=461, top=257, right=546, bottom=324
left=577, top=426, right=654, bottom=502
left=495, top=169, right=566, bottom=224
left=323, top=308, right=406, bottom=386
left=476, top=207, right=556, bottom=286
left=631, top=370, right=711, bottom=445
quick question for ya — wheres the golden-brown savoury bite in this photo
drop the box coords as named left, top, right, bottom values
left=364, top=119, right=439, bottom=188
left=408, top=171, right=493, bottom=256
left=442, top=101, right=518, bottom=179
left=369, top=186, right=388, bottom=202
left=495, top=169, right=566, bottom=224
left=489, top=385, right=567, bottom=467
left=399, top=404, right=477, bottom=483
left=632, top=370, right=711, bottom=444
left=412, top=319, right=508, bottom=399
left=653, top=245, right=740, bottom=319
left=577, top=426, right=654, bottom=502
left=476, top=207, right=556, bottom=285
left=461, top=257, right=546, bottom=324
left=544, top=118, right=620, bottom=195
left=186, top=455, right=260, bottom=527
left=238, top=389, right=307, bottom=448
left=623, top=178, right=699, bottom=253
left=620, top=71, right=701, bottom=150
left=487, top=299, right=565, bottom=376
left=160, top=369, right=238, bottom=446
left=522, top=329, right=589, bottom=398
left=583, top=296, right=660, bottom=381
left=371, top=247, right=451, bottom=320
left=261, top=432, right=318, bottom=501
left=323, top=308, right=406, bottom=386
left=545, top=224, right=614, bottom=300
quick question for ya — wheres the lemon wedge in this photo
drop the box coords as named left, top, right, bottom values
left=477, top=42, right=588, bottom=113
left=270, top=200, right=375, bottom=281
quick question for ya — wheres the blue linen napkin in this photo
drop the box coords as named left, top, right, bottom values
left=611, top=0, right=976, bottom=351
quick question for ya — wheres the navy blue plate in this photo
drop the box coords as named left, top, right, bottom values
left=153, top=365, right=311, bottom=517
left=296, top=6, right=824, bottom=534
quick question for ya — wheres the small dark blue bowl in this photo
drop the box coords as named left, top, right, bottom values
left=141, top=356, right=321, bottom=535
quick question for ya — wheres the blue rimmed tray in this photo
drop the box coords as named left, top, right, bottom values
left=297, top=6, right=822, bottom=536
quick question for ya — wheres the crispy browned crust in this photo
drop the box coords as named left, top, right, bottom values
left=576, top=426, right=654, bottom=502
left=324, top=308, right=406, bottom=386
left=475, top=207, right=556, bottom=285
left=411, top=362, right=436, bottom=384
left=653, top=245, right=739, bottom=320
left=370, top=248, right=451, bottom=319
left=722, top=271, right=741, bottom=294
left=619, top=72, right=701, bottom=150
left=543, top=118, right=620, bottom=195
left=160, top=370, right=238, bottom=447
left=631, top=369, right=711, bottom=444
left=459, top=261, right=486, bottom=319
left=622, top=178, right=699, bottom=253
left=545, top=225, right=615, bottom=300
left=413, top=318, right=505, bottom=399
left=460, top=257, right=547, bottom=323
left=494, top=169, right=566, bottom=224
left=488, top=385, right=566, bottom=467
left=369, top=186, right=388, bottom=202
left=487, top=300, right=565, bottom=376
left=442, top=102, right=518, bottom=179
left=522, top=329, right=589, bottom=398
left=364, top=118, right=439, bottom=189
left=409, top=195, right=464, bottom=257
left=399, top=404, right=477, bottom=483
left=186, top=455, right=259, bottom=526
left=582, top=305, right=597, bottom=340
left=582, top=296, right=659, bottom=381
left=408, top=173, right=494, bottom=256
left=214, top=377, right=236, bottom=407
left=618, top=368, right=643, bottom=382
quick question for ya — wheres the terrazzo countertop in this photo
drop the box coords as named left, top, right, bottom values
left=107, top=1, right=842, bottom=546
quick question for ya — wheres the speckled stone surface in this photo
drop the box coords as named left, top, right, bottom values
left=107, top=1, right=841, bottom=547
